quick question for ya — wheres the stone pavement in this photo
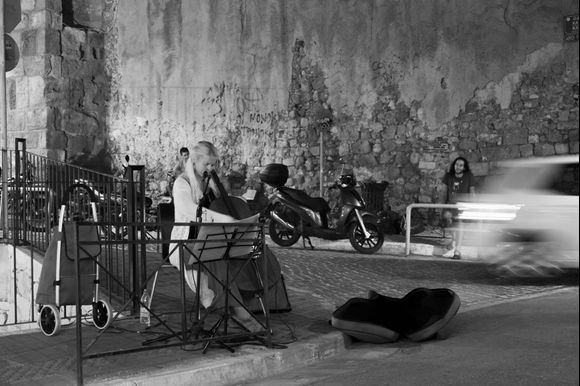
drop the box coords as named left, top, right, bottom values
left=0, top=235, right=577, bottom=386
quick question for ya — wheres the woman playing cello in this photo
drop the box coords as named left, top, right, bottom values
left=169, top=141, right=263, bottom=333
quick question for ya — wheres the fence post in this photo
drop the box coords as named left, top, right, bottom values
left=127, top=164, right=146, bottom=313
left=14, top=138, right=27, bottom=244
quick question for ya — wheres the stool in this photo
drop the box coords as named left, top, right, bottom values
left=149, top=263, right=177, bottom=306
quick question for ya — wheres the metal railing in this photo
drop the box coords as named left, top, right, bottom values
left=405, top=203, right=459, bottom=256
left=0, top=138, right=152, bottom=326
left=68, top=219, right=270, bottom=385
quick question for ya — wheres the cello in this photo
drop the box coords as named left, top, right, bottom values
left=203, top=170, right=284, bottom=297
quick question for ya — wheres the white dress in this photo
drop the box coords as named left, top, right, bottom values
left=168, top=175, right=215, bottom=308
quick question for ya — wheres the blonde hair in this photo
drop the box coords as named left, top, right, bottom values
left=192, top=141, right=219, bottom=161
left=180, top=141, right=220, bottom=204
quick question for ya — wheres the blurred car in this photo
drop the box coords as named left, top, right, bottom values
left=457, top=154, right=579, bottom=276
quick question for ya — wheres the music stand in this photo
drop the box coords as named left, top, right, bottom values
left=188, top=214, right=268, bottom=353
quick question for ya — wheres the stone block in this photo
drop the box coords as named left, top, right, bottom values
left=503, top=127, right=528, bottom=145
left=557, top=121, right=579, bottom=131
left=62, top=26, right=87, bottom=59
left=48, top=9, right=63, bottom=29
left=7, top=112, right=26, bottom=132
left=359, top=154, right=378, bottom=168
left=338, top=143, right=350, bottom=156
left=558, top=110, right=570, bottom=121
left=20, top=0, right=37, bottom=11
left=47, top=149, right=66, bottom=162
left=46, top=130, right=67, bottom=150
left=555, top=143, right=569, bottom=154
left=48, top=55, right=62, bottom=77
left=390, top=124, right=403, bottom=138
left=360, top=140, right=372, bottom=153
left=64, top=110, right=99, bottom=136
left=44, top=29, right=62, bottom=56
left=67, top=134, right=92, bottom=154
left=519, top=144, right=534, bottom=157
left=88, top=31, right=105, bottom=48
left=21, top=30, right=38, bottom=56
left=71, top=0, right=105, bottom=31
left=22, top=0, right=61, bottom=12
left=26, top=107, right=48, bottom=127
left=528, top=134, right=539, bottom=144
left=534, top=144, right=555, bottom=156
left=418, top=161, right=436, bottom=170
left=547, top=129, right=563, bottom=142
left=7, top=80, right=17, bottom=111
left=28, top=10, right=47, bottom=29
left=370, top=122, right=383, bottom=132
left=14, top=77, right=29, bottom=110
left=28, top=76, right=46, bottom=107
left=22, top=55, right=46, bottom=76
left=459, top=138, right=477, bottom=150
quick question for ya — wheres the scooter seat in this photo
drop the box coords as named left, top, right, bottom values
left=278, top=187, right=330, bottom=213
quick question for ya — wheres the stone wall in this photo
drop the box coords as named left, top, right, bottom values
left=6, top=0, right=579, bottom=220
left=6, top=0, right=109, bottom=168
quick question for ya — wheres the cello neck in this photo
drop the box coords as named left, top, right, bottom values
left=209, top=170, right=241, bottom=219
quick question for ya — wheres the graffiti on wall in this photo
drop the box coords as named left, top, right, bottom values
left=201, top=81, right=280, bottom=131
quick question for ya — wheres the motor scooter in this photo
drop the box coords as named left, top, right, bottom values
left=260, top=164, right=384, bottom=254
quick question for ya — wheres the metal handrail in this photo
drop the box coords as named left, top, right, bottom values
left=405, top=203, right=459, bottom=256
left=0, top=138, right=151, bottom=326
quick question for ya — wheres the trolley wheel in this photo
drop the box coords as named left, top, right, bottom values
left=39, top=304, right=61, bottom=337
left=92, top=299, right=113, bottom=329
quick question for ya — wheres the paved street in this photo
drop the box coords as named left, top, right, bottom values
left=271, top=245, right=578, bottom=315
left=243, top=287, right=580, bottom=386
left=0, top=244, right=576, bottom=385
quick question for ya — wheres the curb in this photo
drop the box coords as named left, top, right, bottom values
left=102, top=287, right=577, bottom=386
left=92, top=332, right=347, bottom=386
left=267, top=237, right=480, bottom=260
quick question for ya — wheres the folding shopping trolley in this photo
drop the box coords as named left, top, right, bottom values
left=36, top=183, right=113, bottom=336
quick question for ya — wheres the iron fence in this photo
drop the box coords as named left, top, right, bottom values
left=0, top=138, right=155, bottom=327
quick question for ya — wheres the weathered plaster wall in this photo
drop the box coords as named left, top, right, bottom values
left=105, top=0, right=578, bottom=215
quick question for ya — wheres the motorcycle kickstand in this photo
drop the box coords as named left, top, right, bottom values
left=302, top=236, right=314, bottom=250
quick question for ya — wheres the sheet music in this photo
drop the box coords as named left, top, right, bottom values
left=189, top=213, right=261, bottom=263
left=199, top=206, right=236, bottom=223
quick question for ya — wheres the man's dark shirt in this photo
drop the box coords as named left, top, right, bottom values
left=443, top=172, right=474, bottom=204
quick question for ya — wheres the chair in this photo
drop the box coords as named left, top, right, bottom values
left=149, top=263, right=177, bottom=307
left=187, top=214, right=270, bottom=353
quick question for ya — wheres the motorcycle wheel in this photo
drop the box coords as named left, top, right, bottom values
left=268, top=208, right=301, bottom=247
left=348, top=220, right=384, bottom=254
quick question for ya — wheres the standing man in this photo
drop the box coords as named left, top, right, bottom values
left=176, top=147, right=189, bottom=174
left=440, top=156, right=475, bottom=259
left=166, top=147, right=190, bottom=196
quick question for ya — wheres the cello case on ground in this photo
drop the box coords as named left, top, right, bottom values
left=331, top=287, right=460, bottom=343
